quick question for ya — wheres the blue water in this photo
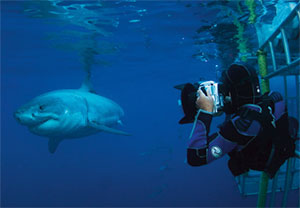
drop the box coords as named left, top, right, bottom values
left=1, top=1, right=299, bottom=207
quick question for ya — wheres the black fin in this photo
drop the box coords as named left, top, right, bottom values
left=174, top=83, right=188, bottom=90
left=179, top=116, right=194, bottom=124
left=48, top=138, right=63, bottom=154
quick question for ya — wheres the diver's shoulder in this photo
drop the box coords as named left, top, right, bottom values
left=239, top=104, right=262, bottom=113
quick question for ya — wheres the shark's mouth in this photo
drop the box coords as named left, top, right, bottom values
left=29, top=118, right=51, bottom=130
left=37, top=118, right=51, bottom=126
left=31, top=113, right=60, bottom=128
left=29, top=115, right=60, bottom=134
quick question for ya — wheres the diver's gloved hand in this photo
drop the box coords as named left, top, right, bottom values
left=196, top=89, right=214, bottom=113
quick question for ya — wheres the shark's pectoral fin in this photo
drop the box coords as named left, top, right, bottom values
left=48, top=138, right=63, bottom=153
left=89, top=121, right=131, bottom=136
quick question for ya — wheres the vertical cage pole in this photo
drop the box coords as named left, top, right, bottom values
left=282, top=159, right=293, bottom=207
left=241, top=173, right=246, bottom=196
left=279, top=26, right=295, bottom=208
left=257, top=50, right=270, bottom=208
left=257, top=50, right=270, bottom=92
left=284, top=76, right=288, bottom=102
left=267, top=40, right=278, bottom=208
left=280, top=28, right=291, bottom=65
left=270, top=172, right=279, bottom=207
left=268, top=41, right=277, bottom=72
left=297, top=10, right=300, bottom=29
left=296, top=75, right=300, bottom=132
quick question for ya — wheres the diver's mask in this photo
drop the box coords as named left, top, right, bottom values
left=175, top=80, right=231, bottom=124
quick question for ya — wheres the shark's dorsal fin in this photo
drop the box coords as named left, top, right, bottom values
left=80, top=75, right=96, bottom=94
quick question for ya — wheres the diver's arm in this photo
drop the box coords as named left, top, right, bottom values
left=186, top=88, right=237, bottom=166
left=269, top=91, right=287, bottom=120
left=187, top=111, right=237, bottom=166
left=187, top=105, right=264, bottom=166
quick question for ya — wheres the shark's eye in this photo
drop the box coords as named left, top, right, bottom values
left=39, top=105, right=45, bottom=111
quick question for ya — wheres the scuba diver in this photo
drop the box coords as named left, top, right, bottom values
left=177, top=62, right=297, bottom=178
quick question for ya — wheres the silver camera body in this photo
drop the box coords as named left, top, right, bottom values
left=198, top=81, right=224, bottom=116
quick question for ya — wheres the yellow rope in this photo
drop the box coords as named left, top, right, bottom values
left=256, top=49, right=270, bottom=208
left=257, top=50, right=270, bottom=93
left=245, top=0, right=257, bottom=24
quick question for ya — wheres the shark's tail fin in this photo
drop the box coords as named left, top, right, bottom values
left=80, top=74, right=93, bottom=91
left=80, top=41, right=96, bottom=93
left=79, top=72, right=97, bottom=94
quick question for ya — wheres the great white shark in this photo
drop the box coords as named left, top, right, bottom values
left=14, top=80, right=129, bottom=153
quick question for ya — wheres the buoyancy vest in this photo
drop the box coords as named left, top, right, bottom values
left=227, top=92, right=296, bottom=178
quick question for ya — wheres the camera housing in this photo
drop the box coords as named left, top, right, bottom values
left=198, top=81, right=224, bottom=116
left=175, top=80, right=227, bottom=124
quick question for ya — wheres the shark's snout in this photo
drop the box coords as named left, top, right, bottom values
left=14, top=109, right=27, bottom=124
left=14, top=109, right=36, bottom=126
left=14, top=110, right=21, bottom=122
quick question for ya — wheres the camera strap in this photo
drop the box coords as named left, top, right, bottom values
left=189, top=109, right=202, bottom=140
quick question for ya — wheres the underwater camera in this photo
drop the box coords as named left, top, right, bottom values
left=175, top=80, right=226, bottom=124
